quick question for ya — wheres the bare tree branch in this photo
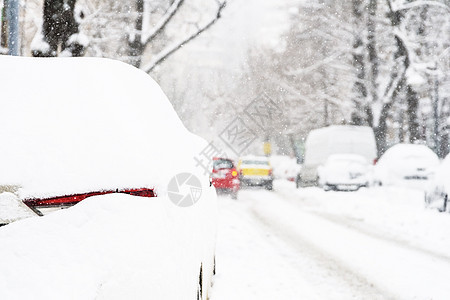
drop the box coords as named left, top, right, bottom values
left=394, top=0, right=450, bottom=12
left=284, top=51, right=345, bottom=76
left=141, top=0, right=185, bottom=44
left=142, top=1, right=227, bottom=73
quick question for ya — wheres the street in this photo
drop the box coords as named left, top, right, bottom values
left=211, top=180, right=450, bottom=300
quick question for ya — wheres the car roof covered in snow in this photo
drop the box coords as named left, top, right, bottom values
left=240, top=155, right=269, bottom=161
left=0, top=56, right=208, bottom=199
left=304, top=125, right=377, bottom=166
left=326, top=153, right=368, bottom=164
left=379, top=143, right=439, bottom=162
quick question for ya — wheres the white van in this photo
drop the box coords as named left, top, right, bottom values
left=296, top=125, right=377, bottom=187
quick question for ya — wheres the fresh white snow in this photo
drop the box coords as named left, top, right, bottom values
left=212, top=180, right=450, bottom=300
left=0, top=56, right=209, bottom=200
left=0, top=194, right=216, bottom=299
left=2, top=176, right=450, bottom=299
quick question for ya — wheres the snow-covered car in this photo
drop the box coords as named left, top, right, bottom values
left=297, top=125, right=377, bottom=187
left=425, top=154, right=450, bottom=212
left=211, top=157, right=240, bottom=199
left=238, top=156, right=274, bottom=190
left=269, top=155, right=301, bottom=181
left=373, top=143, right=439, bottom=187
left=318, top=154, right=371, bottom=191
left=0, top=56, right=217, bottom=299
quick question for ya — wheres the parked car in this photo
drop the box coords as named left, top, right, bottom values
left=373, top=143, right=439, bottom=187
left=0, top=56, right=216, bottom=299
left=211, top=157, right=240, bottom=199
left=269, top=155, right=301, bottom=182
left=238, top=156, right=274, bottom=190
left=297, top=125, right=377, bottom=188
left=425, top=154, right=450, bottom=212
left=318, top=154, right=371, bottom=191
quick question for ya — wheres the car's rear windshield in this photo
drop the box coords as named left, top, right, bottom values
left=242, top=160, right=269, bottom=165
left=213, top=159, right=234, bottom=169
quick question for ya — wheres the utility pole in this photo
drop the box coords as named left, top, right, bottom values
left=433, top=73, right=440, bottom=157
left=6, top=0, right=19, bottom=55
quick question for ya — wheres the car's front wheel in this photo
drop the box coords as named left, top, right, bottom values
left=439, top=194, right=448, bottom=213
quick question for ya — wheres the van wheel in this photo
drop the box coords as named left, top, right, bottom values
left=441, top=194, right=448, bottom=213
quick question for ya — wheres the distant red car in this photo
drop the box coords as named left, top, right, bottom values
left=211, top=157, right=240, bottom=199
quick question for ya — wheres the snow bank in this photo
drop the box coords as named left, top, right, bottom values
left=430, top=153, right=450, bottom=190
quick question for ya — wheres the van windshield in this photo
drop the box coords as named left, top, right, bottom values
left=242, top=160, right=269, bottom=165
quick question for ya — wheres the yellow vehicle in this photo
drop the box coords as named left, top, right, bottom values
left=237, top=156, right=273, bottom=190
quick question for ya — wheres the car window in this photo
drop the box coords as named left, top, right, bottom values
left=213, top=159, right=233, bottom=169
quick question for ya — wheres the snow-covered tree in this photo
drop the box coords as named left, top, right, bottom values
left=243, top=1, right=355, bottom=136
left=349, top=0, right=449, bottom=155
left=28, top=0, right=226, bottom=72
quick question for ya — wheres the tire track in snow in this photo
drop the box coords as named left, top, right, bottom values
left=211, top=195, right=319, bottom=299
left=245, top=191, right=395, bottom=300
left=311, top=211, right=450, bottom=264
left=277, top=187, right=450, bottom=265
left=247, top=187, right=450, bottom=299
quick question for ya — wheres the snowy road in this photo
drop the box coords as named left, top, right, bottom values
left=211, top=180, right=450, bottom=300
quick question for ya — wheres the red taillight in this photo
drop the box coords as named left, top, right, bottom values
left=373, top=158, right=378, bottom=165
left=269, top=169, right=273, bottom=176
left=23, top=188, right=156, bottom=208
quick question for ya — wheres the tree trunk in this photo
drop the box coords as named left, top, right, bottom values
left=128, top=0, right=144, bottom=68
left=367, top=0, right=378, bottom=104
left=406, top=84, right=420, bottom=143
left=1, top=0, right=7, bottom=49
left=32, top=0, right=84, bottom=57
left=374, top=102, right=392, bottom=156
left=351, top=0, right=368, bottom=125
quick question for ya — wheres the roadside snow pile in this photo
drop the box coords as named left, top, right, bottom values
left=0, top=194, right=202, bottom=299
left=427, top=153, right=450, bottom=192
left=0, top=56, right=207, bottom=200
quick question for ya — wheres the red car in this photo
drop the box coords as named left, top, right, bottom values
left=211, top=157, right=240, bottom=199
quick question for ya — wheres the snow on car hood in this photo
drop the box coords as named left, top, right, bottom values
left=0, top=56, right=208, bottom=199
